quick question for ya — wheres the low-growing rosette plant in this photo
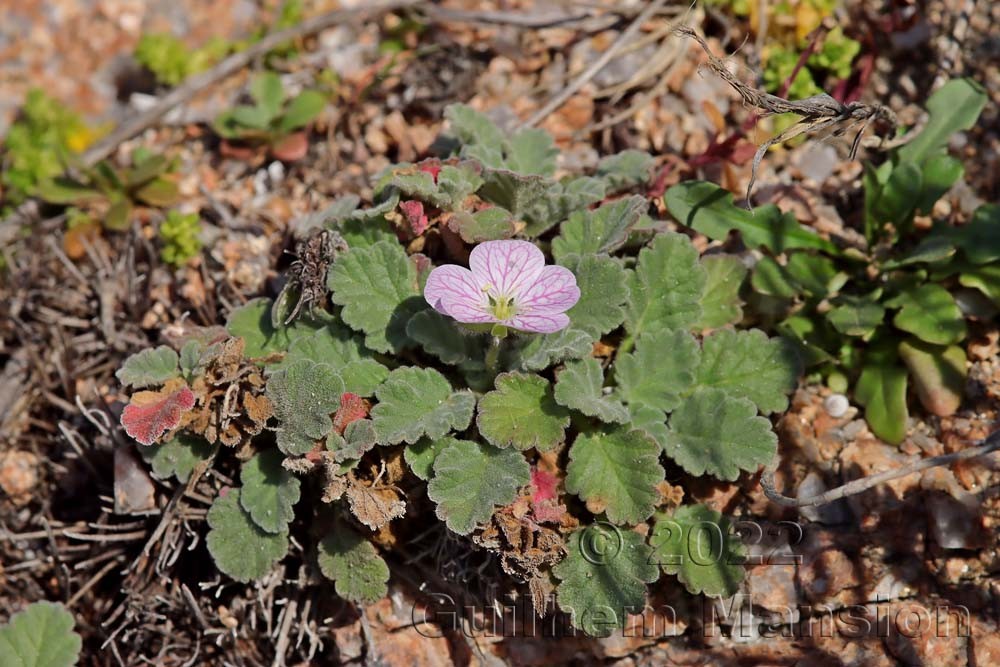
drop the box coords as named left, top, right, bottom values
left=116, top=105, right=800, bottom=636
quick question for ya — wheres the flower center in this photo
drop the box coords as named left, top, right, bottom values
left=487, top=293, right=517, bottom=320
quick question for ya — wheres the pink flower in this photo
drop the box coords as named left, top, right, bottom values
left=424, top=240, right=580, bottom=334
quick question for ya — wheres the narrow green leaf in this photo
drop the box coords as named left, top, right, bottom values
left=898, top=78, right=987, bottom=165
left=855, top=347, right=909, bottom=445
left=251, top=72, right=284, bottom=119
left=278, top=90, right=327, bottom=133
left=899, top=339, right=966, bottom=417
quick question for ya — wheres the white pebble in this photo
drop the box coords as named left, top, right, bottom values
left=824, top=394, right=850, bottom=418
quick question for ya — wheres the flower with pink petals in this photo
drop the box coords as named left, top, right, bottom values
left=423, top=240, right=580, bottom=334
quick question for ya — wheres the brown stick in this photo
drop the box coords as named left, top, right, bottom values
left=761, top=430, right=1000, bottom=508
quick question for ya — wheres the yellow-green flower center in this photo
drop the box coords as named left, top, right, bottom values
left=483, top=284, right=516, bottom=320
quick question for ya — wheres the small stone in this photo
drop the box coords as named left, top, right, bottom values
left=823, top=394, right=850, bottom=418
left=927, top=493, right=987, bottom=550
left=0, top=450, right=39, bottom=507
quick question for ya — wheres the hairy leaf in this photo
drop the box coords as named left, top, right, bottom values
left=371, top=367, right=475, bottom=445
left=447, top=207, right=515, bottom=243
left=266, top=359, right=345, bottom=455
left=695, top=255, right=747, bottom=329
left=624, top=232, right=707, bottom=338
left=116, top=346, right=179, bottom=388
left=554, top=526, right=658, bottom=637
left=317, top=527, right=390, bottom=604
left=240, top=449, right=301, bottom=534
left=505, top=328, right=592, bottom=372
left=406, top=310, right=487, bottom=370
left=551, top=196, right=647, bottom=260
left=428, top=439, right=530, bottom=535
left=275, top=323, right=388, bottom=396
left=565, top=427, right=664, bottom=524
left=404, top=437, right=455, bottom=481
left=561, top=254, right=629, bottom=340
left=554, top=358, right=629, bottom=424
left=596, top=150, right=655, bottom=191
left=121, top=382, right=196, bottom=446
left=327, top=240, right=424, bottom=354
left=226, top=297, right=329, bottom=358
left=664, top=387, right=777, bottom=480
left=626, top=403, right=669, bottom=451
left=650, top=505, right=745, bottom=596
left=138, top=433, right=213, bottom=483
left=328, top=418, right=378, bottom=463
left=477, top=372, right=570, bottom=451
left=695, top=328, right=800, bottom=414
left=0, top=602, right=81, bottom=667
left=206, top=489, right=288, bottom=583
left=615, top=329, right=700, bottom=413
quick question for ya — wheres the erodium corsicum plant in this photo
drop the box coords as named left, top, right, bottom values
left=665, top=78, right=990, bottom=444
left=117, top=104, right=801, bottom=636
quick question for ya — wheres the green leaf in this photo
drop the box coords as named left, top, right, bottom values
left=952, top=204, right=1000, bottom=265
left=328, top=419, right=378, bottom=462
left=406, top=310, right=487, bottom=370
left=266, top=359, right=345, bottom=455
left=624, top=232, right=707, bottom=337
left=504, top=127, right=558, bottom=176
left=206, top=489, right=288, bottom=582
left=338, top=214, right=397, bottom=249
left=504, top=328, right=592, bottom=372
left=596, top=150, right=655, bottom=191
left=695, top=328, right=800, bottom=414
left=447, top=207, right=515, bottom=243
left=530, top=176, right=607, bottom=237
left=251, top=72, right=284, bottom=119
left=898, top=78, right=987, bottom=166
left=552, top=196, right=647, bottom=261
left=478, top=169, right=551, bottom=220
left=827, top=295, right=886, bottom=337
left=371, top=367, right=476, bottom=445
left=230, top=104, right=272, bottom=130
left=872, top=162, right=922, bottom=229
left=278, top=90, right=326, bottom=133
left=138, top=433, right=213, bottom=483
left=0, top=602, right=81, bottom=667
left=35, top=177, right=104, bottom=205
left=751, top=256, right=800, bottom=299
left=554, top=358, right=629, bottom=424
left=664, top=387, right=777, bottom=480
left=887, top=284, right=966, bottom=345
left=328, top=240, right=423, bottom=354
left=695, top=255, right=747, bottom=329
left=665, top=181, right=838, bottom=254
left=317, top=527, right=389, bottom=604
left=650, top=505, right=745, bottom=596
left=784, top=252, right=842, bottom=297
left=553, top=526, right=658, bottom=637
left=916, top=154, right=964, bottom=214
left=899, top=339, right=965, bottom=417
left=444, top=104, right=505, bottom=157
left=626, top=403, right=669, bottom=451
left=277, top=323, right=388, bottom=396
left=855, top=346, right=909, bottom=444
left=565, top=426, right=664, bottom=524
left=615, top=329, right=700, bottom=413
left=561, top=254, right=629, bottom=340
left=226, top=297, right=329, bottom=358
left=116, top=346, right=179, bottom=388
left=959, top=262, right=1000, bottom=305
left=240, top=449, right=301, bottom=534
left=404, top=437, right=454, bottom=481
left=436, top=164, right=485, bottom=207
left=476, top=372, right=570, bottom=451
left=427, top=439, right=530, bottom=535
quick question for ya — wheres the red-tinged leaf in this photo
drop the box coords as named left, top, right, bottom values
left=417, top=160, right=442, bottom=183
left=332, top=392, right=369, bottom=435
left=531, top=468, right=558, bottom=503
left=533, top=502, right=565, bottom=524
left=271, top=131, right=309, bottom=162
left=121, top=382, right=196, bottom=446
left=400, top=200, right=429, bottom=236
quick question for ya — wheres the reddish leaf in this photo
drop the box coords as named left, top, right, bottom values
left=531, top=468, right=558, bottom=503
left=121, top=382, right=196, bottom=446
left=271, top=131, right=309, bottom=162
left=417, top=160, right=442, bottom=183
left=399, top=200, right=429, bottom=236
left=332, top=392, right=369, bottom=435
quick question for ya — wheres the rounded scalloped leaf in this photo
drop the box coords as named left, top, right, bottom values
left=694, top=328, right=800, bottom=414
left=240, top=449, right=301, bottom=534
left=138, top=433, right=213, bottom=483
left=317, top=527, right=390, bottom=604
left=650, top=504, right=746, bottom=596
left=206, top=489, right=289, bottom=583
left=624, top=232, right=707, bottom=337
left=553, top=525, right=659, bottom=637
left=116, top=345, right=179, bottom=388
left=614, top=329, right=700, bottom=413
left=663, top=387, right=777, bottom=481
left=371, top=367, right=476, bottom=445
left=427, top=439, right=530, bottom=535
left=565, top=426, right=664, bottom=525
left=554, top=357, right=629, bottom=424
left=560, top=254, right=630, bottom=340
left=476, top=372, right=569, bottom=451
left=266, top=359, right=345, bottom=455
left=0, top=602, right=82, bottom=667
left=552, top=196, right=647, bottom=260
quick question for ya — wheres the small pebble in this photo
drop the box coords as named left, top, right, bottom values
left=823, top=394, right=850, bottom=418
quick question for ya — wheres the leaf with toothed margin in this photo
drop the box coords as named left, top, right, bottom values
left=694, top=328, right=801, bottom=414
left=650, top=504, right=746, bottom=596
left=552, top=196, right=648, bottom=261
left=317, top=526, right=390, bottom=604
left=266, top=359, right=345, bottom=455
left=615, top=329, right=700, bottom=413
left=503, top=328, right=592, bottom=372
left=370, top=367, right=476, bottom=445
left=138, top=433, right=214, bottom=483
left=554, top=358, right=629, bottom=424
left=596, top=150, right=655, bottom=192
left=121, top=380, right=196, bottom=446
left=427, top=438, right=530, bottom=535
left=565, top=426, right=664, bottom=525
left=0, top=602, right=82, bottom=667
left=406, top=310, right=488, bottom=370
left=476, top=372, right=570, bottom=451
left=206, top=489, right=288, bottom=583
left=695, top=255, right=748, bottom=329
left=225, top=297, right=331, bottom=359
left=663, top=387, right=777, bottom=481
left=116, top=346, right=179, bottom=388
left=624, top=232, right=707, bottom=338
left=553, top=526, right=658, bottom=637
left=271, top=323, right=388, bottom=397
left=404, top=437, right=455, bottom=481
left=327, top=240, right=425, bottom=354
left=559, top=253, right=629, bottom=340
left=240, top=449, right=301, bottom=534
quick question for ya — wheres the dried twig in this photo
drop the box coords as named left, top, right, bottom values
left=761, top=429, right=1000, bottom=508
left=677, top=27, right=897, bottom=207
left=518, top=0, right=670, bottom=129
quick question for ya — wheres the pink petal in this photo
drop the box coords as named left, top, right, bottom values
left=507, top=311, right=571, bottom=334
left=514, top=264, right=580, bottom=315
left=469, top=240, right=545, bottom=298
left=423, top=264, right=494, bottom=324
